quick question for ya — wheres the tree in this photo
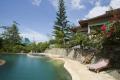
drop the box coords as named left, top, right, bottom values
left=53, top=0, right=69, bottom=48
left=2, top=22, right=21, bottom=52
left=2, top=23, right=21, bottom=45
left=0, top=37, right=3, bottom=51
left=70, top=30, right=89, bottom=47
left=37, top=42, right=49, bottom=52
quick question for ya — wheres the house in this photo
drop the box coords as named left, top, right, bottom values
left=72, top=8, right=120, bottom=35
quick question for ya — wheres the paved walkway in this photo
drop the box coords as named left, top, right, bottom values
left=64, top=58, right=117, bottom=80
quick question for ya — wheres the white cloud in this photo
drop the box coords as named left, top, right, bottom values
left=20, top=28, right=49, bottom=42
left=85, top=0, right=108, bottom=19
left=84, top=0, right=120, bottom=19
left=49, top=0, right=85, bottom=10
left=71, top=0, right=85, bottom=10
left=85, top=6, right=108, bottom=19
left=32, top=0, right=42, bottom=6
left=110, top=0, right=120, bottom=9
left=49, top=0, right=58, bottom=10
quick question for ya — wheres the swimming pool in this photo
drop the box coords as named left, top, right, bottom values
left=0, top=54, right=71, bottom=80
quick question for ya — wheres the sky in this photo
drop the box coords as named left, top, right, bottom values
left=0, top=0, right=120, bottom=42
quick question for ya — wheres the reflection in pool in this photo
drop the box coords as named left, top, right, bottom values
left=0, top=54, right=72, bottom=80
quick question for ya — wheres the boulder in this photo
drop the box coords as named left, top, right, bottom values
left=0, top=59, right=6, bottom=66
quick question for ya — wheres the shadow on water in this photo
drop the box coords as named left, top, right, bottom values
left=48, top=60, right=72, bottom=80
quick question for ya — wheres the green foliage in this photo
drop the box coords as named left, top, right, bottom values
left=37, top=42, right=49, bottom=52
left=28, top=42, right=37, bottom=52
left=12, top=45, right=25, bottom=53
left=2, top=23, right=21, bottom=45
left=0, top=37, right=3, bottom=49
left=70, top=31, right=89, bottom=47
left=0, top=22, right=22, bottom=53
left=24, top=42, right=50, bottom=53
left=89, top=32, right=104, bottom=49
left=104, top=21, right=120, bottom=45
left=49, top=39, right=55, bottom=44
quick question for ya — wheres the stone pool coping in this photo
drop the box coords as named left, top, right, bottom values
left=27, top=53, right=119, bottom=80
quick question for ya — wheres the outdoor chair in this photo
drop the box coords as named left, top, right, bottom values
left=87, top=58, right=110, bottom=73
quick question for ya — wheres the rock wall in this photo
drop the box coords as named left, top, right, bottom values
left=45, top=48, right=67, bottom=56
left=45, top=48, right=95, bottom=64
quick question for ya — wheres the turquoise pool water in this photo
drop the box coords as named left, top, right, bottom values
left=0, top=54, right=71, bottom=80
